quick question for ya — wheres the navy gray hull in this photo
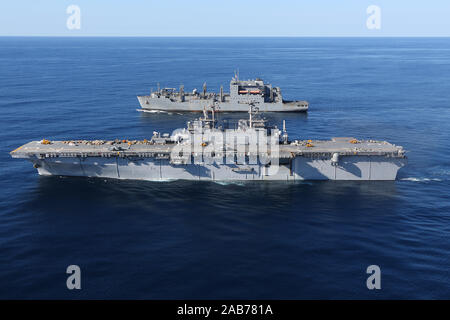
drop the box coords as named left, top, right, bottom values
left=29, top=155, right=405, bottom=181
left=138, top=96, right=307, bottom=112
left=138, top=75, right=308, bottom=112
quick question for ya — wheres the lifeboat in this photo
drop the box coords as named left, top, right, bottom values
left=238, top=90, right=248, bottom=94
left=250, top=90, right=261, bottom=94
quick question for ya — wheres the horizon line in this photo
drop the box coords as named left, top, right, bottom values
left=1, top=35, right=450, bottom=38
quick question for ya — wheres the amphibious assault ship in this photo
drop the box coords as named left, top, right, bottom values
left=11, top=105, right=406, bottom=181
left=137, top=74, right=309, bottom=112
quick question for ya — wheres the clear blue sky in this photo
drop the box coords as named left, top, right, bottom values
left=0, top=0, right=449, bottom=36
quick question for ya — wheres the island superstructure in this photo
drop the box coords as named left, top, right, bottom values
left=11, top=106, right=406, bottom=181
left=137, top=74, right=309, bottom=112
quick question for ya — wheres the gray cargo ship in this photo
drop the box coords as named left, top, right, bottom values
left=138, top=74, right=308, bottom=112
left=11, top=105, right=406, bottom=181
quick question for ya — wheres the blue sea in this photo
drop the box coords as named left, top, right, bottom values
left=0, top=37, right=449, bottom=299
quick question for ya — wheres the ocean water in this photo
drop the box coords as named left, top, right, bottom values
left=0, top=37, right=449, bottom=299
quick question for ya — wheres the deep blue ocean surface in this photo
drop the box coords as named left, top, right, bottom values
left=0, top=37, right=449, bottom=299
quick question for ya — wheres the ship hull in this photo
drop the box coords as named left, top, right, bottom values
left=137, top=96, right=308, bottom=112
left=31, top=156, right=405, bottom=181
